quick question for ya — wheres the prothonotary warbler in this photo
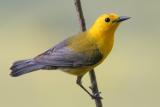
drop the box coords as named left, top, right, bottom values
left=10, top=13, right=130, bottom=99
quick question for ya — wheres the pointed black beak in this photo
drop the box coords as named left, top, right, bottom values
left=113, top=16, right=131, bottom=23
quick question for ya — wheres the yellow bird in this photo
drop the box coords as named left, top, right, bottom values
left=10, top=13, right=130, bottom=99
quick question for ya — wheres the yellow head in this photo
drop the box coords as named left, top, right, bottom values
left=89, top=13, right=130, bottom=35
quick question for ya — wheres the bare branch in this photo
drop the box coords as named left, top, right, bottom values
left=89, top=69, right=103, bottom=107
left=74, top=0, right=86, bottom=31
left=74, top=0, right=103, bottom=107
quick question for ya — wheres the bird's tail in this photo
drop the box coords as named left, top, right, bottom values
left=10, top=59, right=44, bottom=77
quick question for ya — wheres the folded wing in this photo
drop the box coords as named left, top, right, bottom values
left=34, top=39, right=103, bottom=69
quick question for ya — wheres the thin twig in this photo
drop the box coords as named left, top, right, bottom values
left=89, top=69, right=103, bottom=107
left=74, top=0, right=86, bottom=31
left=74, top=0, right=103, bottom=107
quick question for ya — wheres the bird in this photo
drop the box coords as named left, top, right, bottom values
left=10, top=13, right=130, bottom=99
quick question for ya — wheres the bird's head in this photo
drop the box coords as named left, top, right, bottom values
left=89, top=13, right=130, bottom=35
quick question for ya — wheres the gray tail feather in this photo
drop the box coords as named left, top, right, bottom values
left=10, top=59, right=44, bottom=77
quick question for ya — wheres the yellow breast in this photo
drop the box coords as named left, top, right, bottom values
left=88, top=29, right=114, bottom=62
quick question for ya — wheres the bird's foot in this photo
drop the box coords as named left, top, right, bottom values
left=90, top=92, right=103, bottom=100
left=89, top=86, right=103, bottom=100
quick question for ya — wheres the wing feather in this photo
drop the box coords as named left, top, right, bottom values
left=34, top=33, right=103, bottom=68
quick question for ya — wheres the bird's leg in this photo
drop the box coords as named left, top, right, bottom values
left=76, top=76, right=102, bottom=99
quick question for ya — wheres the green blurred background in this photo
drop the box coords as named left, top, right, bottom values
left=0, top=0, right=159, bottom=107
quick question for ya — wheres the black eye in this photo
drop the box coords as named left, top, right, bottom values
left=105, top=18, right=110, bottom=22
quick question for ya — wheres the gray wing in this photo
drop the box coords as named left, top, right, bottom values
left=34, top=40, right=103, bottom=68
